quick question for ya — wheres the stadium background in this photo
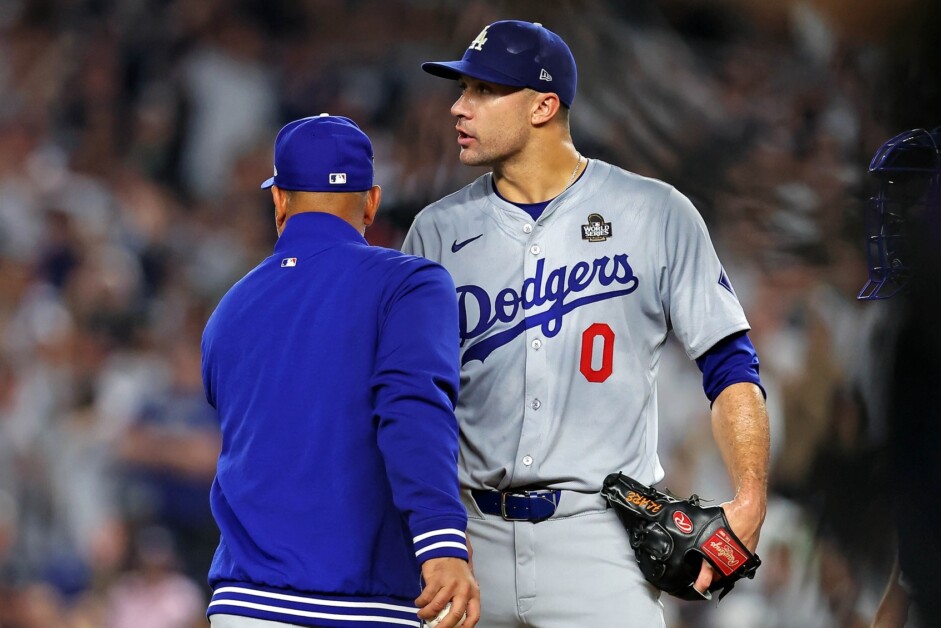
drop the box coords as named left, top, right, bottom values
left=0, top=0, right=936, bottom=625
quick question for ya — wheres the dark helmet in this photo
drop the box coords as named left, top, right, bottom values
left=858, top=127, right=941, bottom=300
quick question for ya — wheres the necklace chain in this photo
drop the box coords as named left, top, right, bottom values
left=564, top=153, right=583, bottom=191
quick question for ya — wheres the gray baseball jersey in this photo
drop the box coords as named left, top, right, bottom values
left=402, top=159, right=749, bottom=493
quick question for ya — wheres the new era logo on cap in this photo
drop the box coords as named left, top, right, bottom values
left=539, top=69, right=552, bottom=82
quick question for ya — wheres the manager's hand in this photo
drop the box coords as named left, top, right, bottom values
left=416, top=557, right=480, bottom=627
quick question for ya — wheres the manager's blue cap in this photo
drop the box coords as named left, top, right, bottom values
left=260, top=114, right=374, bottom=192
left=422, top=20, right=577, bottom=108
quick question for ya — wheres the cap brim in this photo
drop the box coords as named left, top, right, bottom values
left=421, top=60, right=526, bottom=88
left=260, top=177, right=275, bottom=189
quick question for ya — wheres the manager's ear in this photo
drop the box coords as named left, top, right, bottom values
left=531, top=92, right=562, bottom=127
left=271, top=186, right=290, bottom=234
left=363, top=185, right=381, bottom=228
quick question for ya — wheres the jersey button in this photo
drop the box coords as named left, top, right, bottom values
left=523, top=224, right=533, bottom=234
left=531, top=399, right=541, bottom=410
left=531, top=338, right=542, bottom=350
left=530, top=245, right=541, bottom=255
left=522, top=455, right=534, bottom=466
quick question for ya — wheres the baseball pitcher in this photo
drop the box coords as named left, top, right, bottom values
left=404, top=20, right=770, bottom=627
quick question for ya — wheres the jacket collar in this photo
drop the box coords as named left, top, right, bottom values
left=274, top=212, right=367, bottom=253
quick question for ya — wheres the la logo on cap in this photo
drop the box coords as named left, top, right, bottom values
left=468, top=26, right=489, bottom=51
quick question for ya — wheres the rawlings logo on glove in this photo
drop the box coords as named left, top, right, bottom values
left=601, top=473, right=761, bottom=601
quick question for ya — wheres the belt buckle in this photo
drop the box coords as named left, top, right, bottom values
left=499, top=490, right=560, bottom=522
left=500, top=491, right=529, bottom=522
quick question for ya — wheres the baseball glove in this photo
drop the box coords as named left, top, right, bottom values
left=601, top=472, right=761, bottom=601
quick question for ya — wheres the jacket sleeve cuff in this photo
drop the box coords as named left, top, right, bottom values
left=412, top=527, right=469, bottom=563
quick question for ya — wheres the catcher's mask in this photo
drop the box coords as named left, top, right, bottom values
left=858, top=127, right=941, bottom=300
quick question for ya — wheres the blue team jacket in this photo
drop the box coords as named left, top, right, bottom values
left=201, top=212, right=468, bottom=627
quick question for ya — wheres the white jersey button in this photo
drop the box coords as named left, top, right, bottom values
left=523, top=224, right=533, bottom=234
left=530, top=245, right=541, bottom=255
left=522, top=455, right=534, bottom=466
left=531, top=399, right=541, bottom=410
left=531, top=338, right=542, bottom=350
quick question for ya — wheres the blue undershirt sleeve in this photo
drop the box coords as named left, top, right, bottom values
left=695, top=331, right=766, bottom=404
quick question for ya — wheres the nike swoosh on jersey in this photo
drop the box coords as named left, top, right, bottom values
left=451, top=234, right=483, bottom=253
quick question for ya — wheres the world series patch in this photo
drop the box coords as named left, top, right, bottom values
left=581, top=213, right=612, bottom=242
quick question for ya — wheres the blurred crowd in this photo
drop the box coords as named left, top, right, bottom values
left=0, top=0, right=934, bottom=626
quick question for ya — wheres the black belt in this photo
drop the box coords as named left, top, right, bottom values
left=471, top=489, right=562, bottom=522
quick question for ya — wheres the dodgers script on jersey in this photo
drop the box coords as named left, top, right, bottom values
left=402, top=160, right=749, bottom=493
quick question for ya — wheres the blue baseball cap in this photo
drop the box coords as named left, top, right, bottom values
left=260, top=114, right=374, bottom=192
left=422, top=20, right=577, bottom=108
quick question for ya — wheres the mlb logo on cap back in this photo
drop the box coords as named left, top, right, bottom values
left=422, top=20, right=577, bottom=108
left=260, top=114, right=374, bottom=192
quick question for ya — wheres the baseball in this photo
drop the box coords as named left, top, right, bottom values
left=424, top=602, right=466, bottom=627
